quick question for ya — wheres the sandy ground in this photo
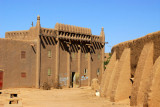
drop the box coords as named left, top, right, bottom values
left=0, top=87, right=130, bottom=107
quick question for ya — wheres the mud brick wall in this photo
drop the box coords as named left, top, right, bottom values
left=111, top=31, right=160, bottom=77
left=0, top=38, right=37, bottom=88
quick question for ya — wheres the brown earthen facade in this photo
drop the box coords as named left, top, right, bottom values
left=0, top=16, right=105, bottom=89
left=100, top=30, right=160, bottom=106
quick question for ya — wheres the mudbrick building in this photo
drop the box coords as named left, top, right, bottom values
left=0, top=16, right=105, bottom=89
left=100, top=30, right=160, bottom=107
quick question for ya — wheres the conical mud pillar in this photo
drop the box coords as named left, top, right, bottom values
left=130, top=42, right=153, bottom=106
left=100, top=52, right=117, bottom=97
left=110, top=48, right=132, bottom=102
left=148, top=56, right=160, bottom=107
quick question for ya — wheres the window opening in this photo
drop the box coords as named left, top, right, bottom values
left=48, top=69, right=51, bottom=76
left=48, top=50, right=51, bottom=58
left=98, top=53, right=101, bottom=60
left=97, top=68, right=100, bottom=76
left=21, top=72, right=26, bottom=78
left=84, top=69, right=88, bottom=76
left=21, top=51, right=26, bottom=59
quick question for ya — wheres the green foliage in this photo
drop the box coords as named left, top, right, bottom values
left=104, top=53, right=112, bottom=70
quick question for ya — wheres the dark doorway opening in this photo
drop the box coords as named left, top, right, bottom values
left=9, top=100, right=18, bottom=104
left=0, top=71, right=3, bottom=90
left=10, top=94, right=18, bottom=98
left=71, top=72, right=75, bottom=88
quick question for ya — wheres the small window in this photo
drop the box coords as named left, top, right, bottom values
left=84, top=69, right=88, bottom=76
left=21, top=72, right=26, bottom=77
left=21, top=51, right=26, bottom=59
left=48, top=50, right=51, bottom=58
left=97, top=68, right=100, bottom=76
left=48, top=69, right=51, bottom=76
left=98, top=53, right=101, bottom=60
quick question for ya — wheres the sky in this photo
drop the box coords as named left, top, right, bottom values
left=0, top=0, right=160, bottom=53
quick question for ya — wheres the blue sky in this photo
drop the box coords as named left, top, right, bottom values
left=0, top=0, right=160, bottom=52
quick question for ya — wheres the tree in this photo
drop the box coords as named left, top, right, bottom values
left=104, top=53, right=112, bottom=70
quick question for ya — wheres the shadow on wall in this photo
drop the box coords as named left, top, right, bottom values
left=40, top=36, right=57, bottom=49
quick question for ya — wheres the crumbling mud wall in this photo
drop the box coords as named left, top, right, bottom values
left=100, top=31, right=160, bottom=106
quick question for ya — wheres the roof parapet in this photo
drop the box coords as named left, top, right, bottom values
left=55, top=23, right=92, bottom=35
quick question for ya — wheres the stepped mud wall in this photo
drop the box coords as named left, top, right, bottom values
left=100, top=31, right=160, bottom=106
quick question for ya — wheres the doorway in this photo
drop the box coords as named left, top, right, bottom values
left=0, top=70, right=3, bottom=90
left=71, top=72, right=75, bottom=88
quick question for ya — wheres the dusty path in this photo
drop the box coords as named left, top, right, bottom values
left=0, top=87, right=130, bottom=107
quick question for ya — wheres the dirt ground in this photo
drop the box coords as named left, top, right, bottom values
left=0, top=87, right=130, bottom=107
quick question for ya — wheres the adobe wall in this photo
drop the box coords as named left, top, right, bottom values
left=3, top=16, right=105, bottom=89
left=40, top=36, right=57, bottom=88
left=111, top=31, right=160, bottom=76
left=100, top=52, right=117, bottom=97
left=39, top=36, right=103, bottom=88
left=59, top=40, right=68, bottom=88
left=148, top=56, right=160, bottom=107
left=100, top=31, right=160, bottom=106
left=110, top=48, right=132, bottom=102
left=79, top=44, right=88, bottom=86
left=130, top=42, right=153, bottom=106
left=100, top=48, right=131, bottom=102
left=5, top=27, right=43, bottom=40
left=70, top=43, right=78, bottom=74
left=91, top=42, right=103, bottom=84
left=0, top=38, right=37, bottom=89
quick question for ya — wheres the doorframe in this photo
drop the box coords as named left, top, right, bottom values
left=71, top=72, right=75, bottom=88
left=0, top=69, right=4, bottom=90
